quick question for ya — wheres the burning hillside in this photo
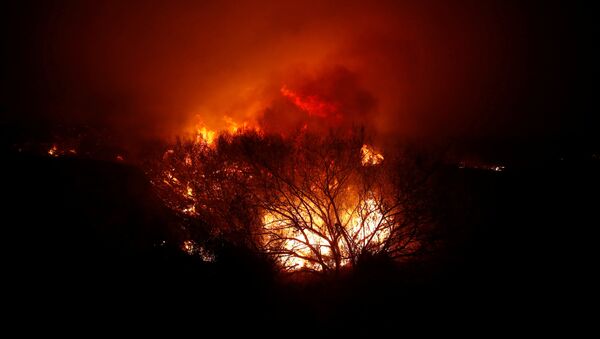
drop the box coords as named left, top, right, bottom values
left=1, top=0, right=591, bottom=332
left=149, top=123, right=433, bottom=272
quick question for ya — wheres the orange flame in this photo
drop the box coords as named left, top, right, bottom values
left=361, top=144, right=384, bottom=166
left=196, top=126, right=216, bottom=145
left=193, top=117, right=261, bottom=146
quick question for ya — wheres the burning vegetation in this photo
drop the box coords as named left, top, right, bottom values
left=149, top=126, right=435, bottom=273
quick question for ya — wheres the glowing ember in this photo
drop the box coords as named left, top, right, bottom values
left=163, top=149, right=175, bottom=160
left=458, top=161, right=506, bottom=172
left=280, top=85, right=338, bottom=118
left=361, top=144, right=384, bottom=166
left=182, top=205, right=197, bottom=216
left=47, top=144, right=77, bottom=157
left=48, top=144, right=58, bottom=157
left=181, top=240, right=215, bottom=262
left=182, top=240, right=196, bottom=255
left=164, top=171, right=180, bottom=184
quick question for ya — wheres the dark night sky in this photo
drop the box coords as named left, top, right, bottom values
left=1, top=0, right=597, bottom=155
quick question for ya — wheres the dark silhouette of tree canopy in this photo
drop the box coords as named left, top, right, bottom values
left=149, top=129, right=436, bottom=273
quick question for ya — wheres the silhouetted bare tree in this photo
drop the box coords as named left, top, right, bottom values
left=149, top=129, right=435, bottom=273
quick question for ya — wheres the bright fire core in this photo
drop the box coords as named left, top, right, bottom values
left=262, top=196, right=391, bottom=271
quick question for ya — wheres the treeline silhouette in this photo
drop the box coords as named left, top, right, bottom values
left=1, top=147, right=596, bottom=332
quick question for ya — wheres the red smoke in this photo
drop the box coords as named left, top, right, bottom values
left=280, top=86, right=339, bottom=119
left=4, top=0, right=569, bottom=150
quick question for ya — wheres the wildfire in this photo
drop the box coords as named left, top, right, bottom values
left=262, top=195, right=391, bottom=271
left=361, top=144, right=384, bottom=166
left=152, top=129, right=423, bottom=273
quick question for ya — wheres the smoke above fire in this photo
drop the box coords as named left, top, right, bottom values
left=5, top=0, right=575, bottom=150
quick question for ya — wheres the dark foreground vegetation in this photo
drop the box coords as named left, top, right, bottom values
left=1, top=149, right=596, bottom=333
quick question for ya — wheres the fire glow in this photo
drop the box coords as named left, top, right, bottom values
left=152, top=123, right=425, bottom=273
left=141, top=63, right=428, bottom=273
